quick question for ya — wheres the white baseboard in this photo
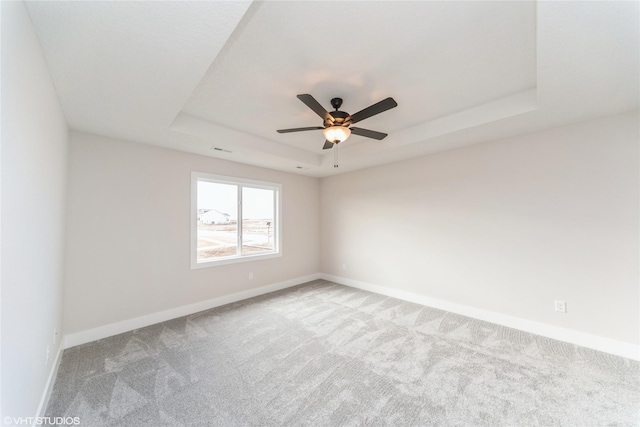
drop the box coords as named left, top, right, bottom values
left=321, top=274, right=640, bottom=361
left=62, top=271, right=639, bottom=360
left=63, top=273, right=321, bottom=349
left=35, top=343, right=64, bottom=419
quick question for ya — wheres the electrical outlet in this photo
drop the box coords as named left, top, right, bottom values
left=46, top=346, right=50, bottom=365
left=248, top=272, right=253, bottom=280
left=342, top=264, right=347, bottom=270
left=554, top=300, right=567, bottom=313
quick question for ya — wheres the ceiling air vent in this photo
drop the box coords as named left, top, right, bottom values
left=211, top=147, right=232, bottom=153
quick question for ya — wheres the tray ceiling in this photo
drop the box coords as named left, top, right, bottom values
left=25, top=1, right=639, bottom=177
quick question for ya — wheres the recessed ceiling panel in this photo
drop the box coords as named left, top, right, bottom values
left=182, top=1, right=537, bottom=154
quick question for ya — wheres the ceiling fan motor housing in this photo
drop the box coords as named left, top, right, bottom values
left=325, top=110, right=350, bottom=127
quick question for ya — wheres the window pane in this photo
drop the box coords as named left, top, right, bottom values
left=242, top=187, right=274, bottom=255
left=197, top=181, right=238, bottom=260
left=192, top=172, right=281, bottom=269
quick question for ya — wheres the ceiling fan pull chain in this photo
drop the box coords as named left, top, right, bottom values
left=334, top=143, right=339, bottom=168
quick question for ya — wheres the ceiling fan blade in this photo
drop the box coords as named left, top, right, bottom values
left=349, top=97, right=398, bottom=124
left=350, top=127, right=388, bottom=140
left=297, top=94, right=333, bottom=121
left=322, top=140, right=333, bottom=150
left=277, top=126, right=324, bottom=133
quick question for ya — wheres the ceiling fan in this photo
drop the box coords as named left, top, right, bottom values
left=277, top=94, right=398, bottom=151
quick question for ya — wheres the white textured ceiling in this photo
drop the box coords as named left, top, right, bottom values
left=25, top=1, right=639, bottom=177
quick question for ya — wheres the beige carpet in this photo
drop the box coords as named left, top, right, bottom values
left=46, top=280, right=639, bottom=426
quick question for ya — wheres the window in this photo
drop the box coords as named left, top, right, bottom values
left=191, top=172, right=281, bottom=268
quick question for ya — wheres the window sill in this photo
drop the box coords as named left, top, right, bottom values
left=191, top=251, right=282, bottom=269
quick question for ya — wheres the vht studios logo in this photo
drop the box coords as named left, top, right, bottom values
left=4, top=416, right=80, bottom=425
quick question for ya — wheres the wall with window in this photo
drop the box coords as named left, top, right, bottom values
left=63, top=131, right=320, bottom=336
left=1, top=1, right=69, bottom=418
left=320, top=111, right=639, bottom=347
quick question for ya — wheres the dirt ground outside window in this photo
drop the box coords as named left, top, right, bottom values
left=197, top=220, right=274, bottom=259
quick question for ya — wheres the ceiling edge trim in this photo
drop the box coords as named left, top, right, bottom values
left=335, top=88, right=539, bottom=161
left=170, top=112, right=322, bottom=166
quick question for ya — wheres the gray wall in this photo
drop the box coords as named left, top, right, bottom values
left=321, top=111, right=639, bottom=345
left=1, top=1, right=69, bottom=417
left=63, top=132, right=320, bottom=335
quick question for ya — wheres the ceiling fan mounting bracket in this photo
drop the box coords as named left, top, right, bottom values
left=330, top=98, right=343, bottom=110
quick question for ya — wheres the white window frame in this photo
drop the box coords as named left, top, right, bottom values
left=191, top=171, right=282, bottom=269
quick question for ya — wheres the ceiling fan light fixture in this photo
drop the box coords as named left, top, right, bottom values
left=323, top=126, right=351, bottom=144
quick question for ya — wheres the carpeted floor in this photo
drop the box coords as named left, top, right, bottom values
left=46, top=279, right=639, bottom=426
